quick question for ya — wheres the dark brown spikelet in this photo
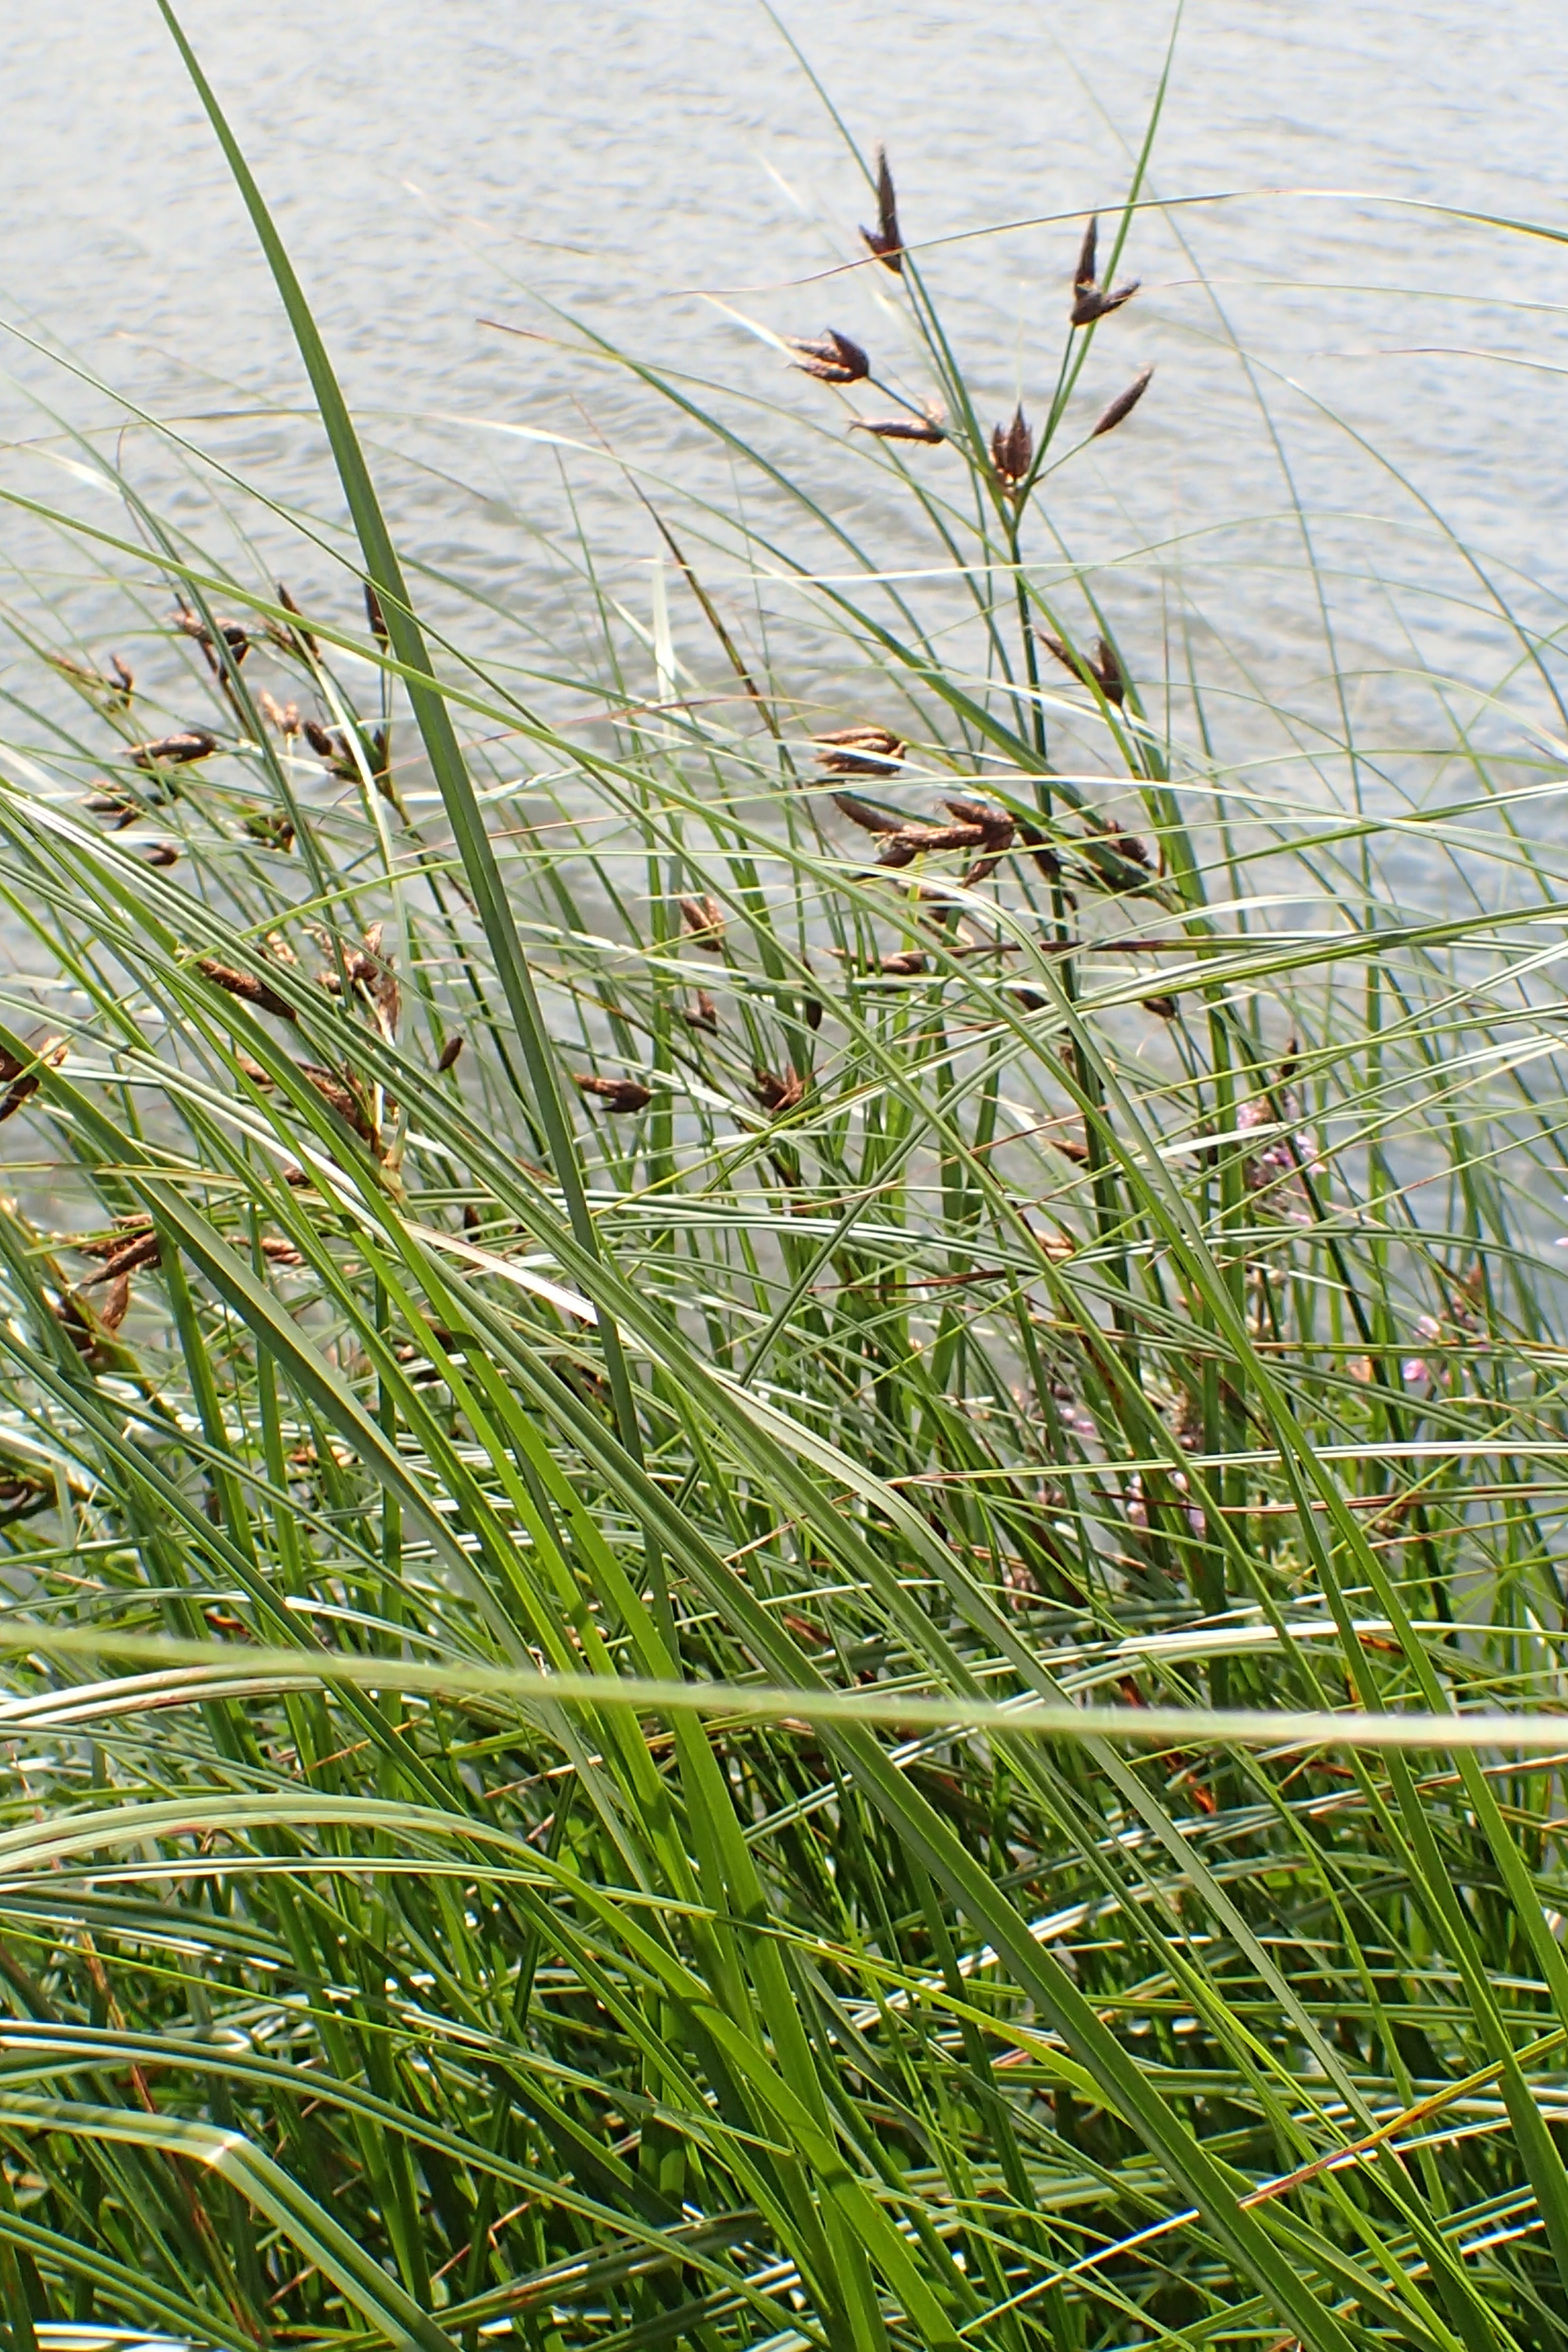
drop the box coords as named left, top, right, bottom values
left=364, top=582, right=389, bottom=646
left=813, top=724, right=904, bottom=775
left=85, top=786, right=139, bottom=828
left=1071, top=279, right=1140, bottom=328
left=678, top=894, right=726, bottom=950
left=991, top=406, right=1034, bottom=496
left=1075, top=217, right=1099, bottom=296
left=436, top=1033, right=465, bottom=1072
left=261, top=1236, right=306, bottom=1268
left=0, top=1037, right=67, bottom=1123
left=171, top=605, right=250, bottom=664
left=942, top=797, right=1014, bottom=845
left=787, top=328, right=870, bottom=384
left=574, top=1073, right=652, bottom=1115
left=275, top=581, right=320, bottom=659
left=892, top=820, right=991, bottom=853
left=1092, top=363, right=1154, bottom=438
left=141, top=842, right=180, bottom=868
left=879, top=949, right=927, bottom=976
left=1036, top=629, right=1126, bottom=707
left=130, top=729, right=216, bottom=768
left=1050, top=1131, right=1091, bottom=1166
left=109, top=653, right=134, bottom=697
left=752, top=1066, right=805, bottom=1115
left=82, top=1229, right=162, bottom=1285
left=243, top=812, right=296, bottom=850
left=875, top=836, right=919, bottom=870
left=257, top=691, right=301, bottom=736
left=683, top=990, right=720, bottom=1034
left=860, top=146, right=904, bottom=273
left=195, top=958, right=299, bottom=1023
left=1142, top=994, right=1178, bottom=1019
left=849, top=414, right=944, bottom=444
left=301, top=1065, right=377, bottom=1141
left=832, top=790, right=907, bottom=836
left=1090, top=636, right=1127, bottom=706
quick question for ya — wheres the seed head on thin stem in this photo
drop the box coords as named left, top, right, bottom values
left=860, top=147, right=904, bottom=273
left=1092, top=364, right=1155, bottom=438
left=787, top=329, right=870, bottom=384
left=991, top=406, right=1034, bottom=496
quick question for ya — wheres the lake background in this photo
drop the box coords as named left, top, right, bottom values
left=2, top=0, right=1567, bottom=911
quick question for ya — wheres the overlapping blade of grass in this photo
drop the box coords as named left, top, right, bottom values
left=0, top=12, right=1565, bottom=2352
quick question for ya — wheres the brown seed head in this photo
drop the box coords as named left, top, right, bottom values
left=130, top=729, right=216, bottom=768
left=0, top=1036, right=67, bottom=1122
left=678, top=893, right=726, bottom=949
left=141, top=842, right=180, bottom=868
left=1141, top=994, right=1178, bottom=1019
left=1071, top=280, right=1140, bottom=328
left=301, top=1065, right=378, bottom=1141
left=752, top=1066, right=805, bottom=1115
left=787, top=328, right=870, bottom=384
left=991, top=405, right=1034, bottom=495
left=275, top=581, right=320, bottom=659
left=860, top=146, right=904, bottom=273
left=831, top=790, right=907, bottom=836
left=849, top=414, right=944, bottom=444
left=436, top=1033, right=465, bottom=1072
left=574, top=1074, right=652, bottom=1115
left=1092, top=363, right=1155, bottom=438
left=364, top=582, right=389, bottom=645
left=683, top=990, right=720, bottom=1034
left=1075, top=216, right=1099, bottom=293
left=109, top=653, right=134, bottom=697
left=813, top=725, right=904, bottom=775
left=195, top=958, right=298, bottom=1022
left=942, top=796, right=1014, bottom=844
left=878, top=949, right=927, bottom=976
left=85, top=786, right=139, bottom=828
left=261, top=1236, right=306, bottom=1268
left=82, top=1230, right=162, bottom=1285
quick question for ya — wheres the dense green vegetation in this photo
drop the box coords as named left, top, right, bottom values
left=2, top=14, right=1568, bottom=2350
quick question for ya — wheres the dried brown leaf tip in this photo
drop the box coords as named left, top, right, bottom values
left=683, top=989, right=720, bottom=1034
left=1092, top=364, right=1154, bottom=438
left=1035, top=629, right=1126, bottom=706
left=752, top=1066, right=805, bottom=1115
left=130, top=729, right=216, bottom=768
left=1069, top=215, right=1140, bottom=326
left=574, top=1073, right=652, bottom=1115
left=991, top=406, right=1034, bottom=497
left=860, top=146, right=904, bottom=273
left=436, top=1033, right=465, bottom=1072
left=195, top=958, right=298, bottom=1023
left=0, top=1036, right=67, bottom=1123
left=814, top=724, right=904, bottom=776
left=849, top=412, right=945, bottom=444
left=678, top=893, right=726, bottom=950
left=787, top=328, right=869, bottom=384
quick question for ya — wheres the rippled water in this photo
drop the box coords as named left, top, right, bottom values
left=1, top=1, right=1566, bottom=860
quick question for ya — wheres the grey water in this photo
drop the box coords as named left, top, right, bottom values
left=2, top=0, right=1567, bottom=906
